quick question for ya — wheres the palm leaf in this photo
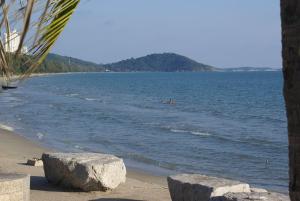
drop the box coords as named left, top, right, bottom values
left=0, top=0, right=80, bottom=82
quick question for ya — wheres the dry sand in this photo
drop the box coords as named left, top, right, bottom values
left=0, top=128, right=171, bottom=201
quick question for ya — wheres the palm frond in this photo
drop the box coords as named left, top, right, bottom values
left=0, top=0, right=80, bottom=82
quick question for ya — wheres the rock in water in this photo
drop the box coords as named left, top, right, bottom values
left=167, top=174, right=250, bottom=201
left=42, top=153, right=126, bottom=191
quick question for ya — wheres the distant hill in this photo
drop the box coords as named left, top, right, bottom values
left=221, top=67, right=281, bottom=72
left=104, top=53, right=216, bottom=72
left=12, top=53, right=104, bottom=74
left=36, top=53, right=105, bottom=73
left=12, top=53, right=279, bottom=74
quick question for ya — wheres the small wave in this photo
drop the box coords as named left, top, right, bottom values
left=85, top=98, right=97, bottom=101
left=0, top=124, right=14, bottom=132
left=15, top=115, right=22, bottom=121
left=191, top=131, right=211, bottom=136
left=126, top=152, right=178, bottom=171
left=36, top=132, right=44, bottom=140
left=170, top=129, right=189, bottom=133
left=66, top=93, right=79, bottom=97
left=126, top=153, right=159, bottom=166
left=170, top=129, right=211, bottom=137
left=74, top=145, right=83, bottom=150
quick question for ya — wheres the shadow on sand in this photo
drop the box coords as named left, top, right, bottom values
left=31, top=176, right=145, bottom=201
left=30, top=176, right=81, bottom=192
left=17, top=162, right=29, bottom=166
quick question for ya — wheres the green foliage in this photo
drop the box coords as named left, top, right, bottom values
left=12, top=53, right=104, bottom=74
left=10, top=52, right=218, bottom=74
left=104, top=53, right=216, bottom=72
left=0, top=0, right=81, bottom=80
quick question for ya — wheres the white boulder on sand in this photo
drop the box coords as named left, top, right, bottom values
left=167, top=174, right=251, bottom=201
left=210, top=192, right=290, bottom=201
left=0, top=173, right=30, bottom=201
left=42, top=152, right=126, bottom=192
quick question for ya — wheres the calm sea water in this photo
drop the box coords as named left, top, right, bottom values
left=0, top=72, right=288, bottom=192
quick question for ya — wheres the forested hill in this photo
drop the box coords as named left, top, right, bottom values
left=13, top=53, right=217, bottom=74
left=104, top=53, right=216, bottom=72
left=12, top=53, right=104, bottom=74
left=35, top=53, right=104, bottom=73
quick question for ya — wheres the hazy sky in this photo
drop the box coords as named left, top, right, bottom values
left=52, top=0, right=281, bottom=68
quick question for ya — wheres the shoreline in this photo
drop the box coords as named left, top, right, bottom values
left=0, top=72, right=289, bottom=198
left=0, top=126, right=290, bottom=200
left=0, top=127, right=171, bottom=201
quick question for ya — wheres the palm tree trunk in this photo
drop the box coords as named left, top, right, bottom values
left=281, top=1, right=300, bottom=200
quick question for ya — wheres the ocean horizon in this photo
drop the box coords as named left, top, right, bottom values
left=0, top=71, right=288, bottom=193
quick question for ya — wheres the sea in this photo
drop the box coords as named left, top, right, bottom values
left=0, top=71, right=288, bottom=193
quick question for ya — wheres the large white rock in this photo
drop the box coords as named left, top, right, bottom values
left=211, top=192, right=290, bottom=201
left=0, top=173, right=30, bottom=201
left=250, top=187, right=268, bottom=193
left=42, top=152, right=126, bottom=191
left=167, top=174, right=251, bottom=201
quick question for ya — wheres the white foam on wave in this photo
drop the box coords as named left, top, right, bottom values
left=170, top=129, right=189, bottom=133
left=0, top=124, right=14, bottom=132
left=37, top=132, right=44, bottom=140
left=85, top=98, right=97, bottom=101
left=191, top=131, right=211, bottom=136
left=170, top=128, right=211, bottom=137
left=66, top=93, right=79, bottom=97
left=74, top=145, right=83, bottom=150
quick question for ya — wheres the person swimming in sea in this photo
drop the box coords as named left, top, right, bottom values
left=163, top=98, right=176, bottom=105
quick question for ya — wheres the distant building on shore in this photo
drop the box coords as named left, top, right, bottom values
left=4, top=30, right=28, bottom=54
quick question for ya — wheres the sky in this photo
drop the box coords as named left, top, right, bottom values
left=52, top=0, right=282, bottom=68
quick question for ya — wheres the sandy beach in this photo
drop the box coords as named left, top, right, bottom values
left=0, top=128, right=171, bottom=201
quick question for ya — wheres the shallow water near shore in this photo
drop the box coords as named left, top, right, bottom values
left=0, top=72, right=288, bottom=192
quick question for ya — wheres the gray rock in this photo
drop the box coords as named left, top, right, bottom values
left=0, top=173, right=30, bottom=201
left=42, top=152, right=126, bottom=191
left=27, top=158, right=43, bottom=167
left=211, top=192, right=290, bottom=201
left=167, top=174, right=250, bottom=201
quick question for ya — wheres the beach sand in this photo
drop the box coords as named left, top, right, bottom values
left=0, top=128, right=171, bottom=201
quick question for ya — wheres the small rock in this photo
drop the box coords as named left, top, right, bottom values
left=42, top=152, right=126, bottom=192
left=167, top=174, right=250, bottom=201
left=27, top=158, right=43, bottom=167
